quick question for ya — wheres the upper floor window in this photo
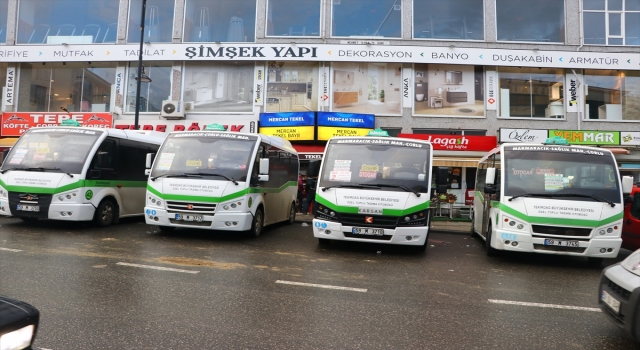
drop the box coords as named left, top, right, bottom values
left=127, top=0, right=175, bottom=43
left=584, top=69, right=640, bottom=121
left=17, top=0, right=119, bottom=44
left=0, top=0, right=8, bottom=44
left=496, top=0, right=565, bottom=43
left=332, top=0, right=401, bottom=38
left=184, top=0, right=256, bottom=42
left=266, top=0, right=320, bottom=37
left=583, top=0, right=640, bottom=45
left=413, top=0, right=483, bottom=40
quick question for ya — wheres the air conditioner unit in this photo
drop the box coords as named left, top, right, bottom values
left=160, top=100, right=186, bottom=119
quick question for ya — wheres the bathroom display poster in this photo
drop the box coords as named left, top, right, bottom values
left=413, top=63, right=485, bottom=118
left=331, top=62, right=402, bottom=116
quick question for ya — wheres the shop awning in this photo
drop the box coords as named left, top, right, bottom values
left=0, top=138, right=18, bottom=147
left=433, top=157, right=481, bottom=167
left=292, top=144, right=326, bottom=160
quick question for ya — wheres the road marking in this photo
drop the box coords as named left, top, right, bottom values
left=275, top=280, right=367, bottom=293
left=0, top=247, right=22, bottom=252
left=488, top=299, right=601, bottom=312
left=116, top=262, right=199, bottom=274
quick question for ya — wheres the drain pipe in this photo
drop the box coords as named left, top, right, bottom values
left=577, top=1, right=584, bottom=51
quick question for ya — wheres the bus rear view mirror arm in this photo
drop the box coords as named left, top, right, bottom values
left=484, top=184, right=496, bottom=194
left=258, top=175, right=269, bottom=182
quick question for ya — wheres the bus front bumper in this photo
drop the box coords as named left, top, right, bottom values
left=144, top=207, right=253, bottom=231
left=493, top=229, right=622, bottom=257
left=312, top=219, right=429, bottom=246
left=0, top=202, right=95, bottom=221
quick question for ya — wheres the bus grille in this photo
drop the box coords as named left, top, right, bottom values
left=8, top=192, right=52, bottom=219
left=532, top=244, right=586, bottom=253
left=531, top=225, right=592, bottom=237
left=340, top=213, right=398, bottom=229
left=166, top=201, right=217, bottom=214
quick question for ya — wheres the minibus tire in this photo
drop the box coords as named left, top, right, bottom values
left=94, top=199, right=116, bottom=227
left=486, top=224, right=498, bottom=256
left=287, top=202, right=296, bottom=225
left=249, top=207, right=264, bottom=237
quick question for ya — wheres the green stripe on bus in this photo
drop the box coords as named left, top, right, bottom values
left=0, top=179, right=147, bottom=194
left=314, top=194, right=431, bottom=217
left=147, top=181, right=297, bottom=203
left=499, top=204, right=623, bottom=227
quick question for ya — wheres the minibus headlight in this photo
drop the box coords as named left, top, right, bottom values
left=147, top=195, right=163, bottom=207
left=0, top=188, right=7, bottom=198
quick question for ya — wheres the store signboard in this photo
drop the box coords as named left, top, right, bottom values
left=565, top=73, right=581, bottom=113
left=499, top=128, right=548, bottom=143
left=316, top=112, right=374, bottom=141
left=485, top=70, right=497, bottom=111
left=113, top=118, right=257, bottom=133
left=254, top=65, right=264, bottom=106
left=402, top=67, right=412, bottom=108
left=1, top=112, right=113, bottom=136
left=399, top=134, right=497, bottom=151
left=620, top=131, right=640, bottom=146
left=258, top=112, right=315, bottom=141
left=548, top=129, right=620, bottom=145
left=2, top=44, right=638, bottom=70
left=4, top=66, right=15, bottom=106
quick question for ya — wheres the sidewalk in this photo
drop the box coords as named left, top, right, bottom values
left=295, top=213, right=471, bottom=234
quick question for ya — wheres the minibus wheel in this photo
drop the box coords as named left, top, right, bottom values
left=287, top=203, right=296, bottom=225
left=486, top=223, right=499, bottom=256
left=94, top=199, right=116, bottom=227
left=249, top=207, right=264, bottom=237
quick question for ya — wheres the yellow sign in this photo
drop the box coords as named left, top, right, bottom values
left=186, top=160, right=202, bottom=167
left=317, top=127, right=372, bottom=141
left=259, top=126, right=314, bottom=141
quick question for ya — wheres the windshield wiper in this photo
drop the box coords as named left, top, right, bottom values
left=0, top=167, right=30, bottom=174
left=0, top=167, right=73, bottom=177
left=550, top=193, right=616, bottom=207
left=321, top=184, right=379, bottom=192
left=508, top=193, right=557, bottom=201
left=185, top=173, right=238, bottom=185
left=362, top=183, right=421, bottom=197
left=150, top=173, right=203, bottom=181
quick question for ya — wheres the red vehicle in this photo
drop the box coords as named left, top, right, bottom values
left=623, top=185, right=640, bottom=251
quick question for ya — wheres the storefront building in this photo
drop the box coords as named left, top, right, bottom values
left=1, top=0, right=639, bottom=172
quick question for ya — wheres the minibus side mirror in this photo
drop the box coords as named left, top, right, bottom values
left=258, top=174, right=270, bottom=182
left=486, top=167, right=496, bottom=185
left=97, top=152, right=109, bottom=168
left=622, top=176, right=633, bottom=195
left=259, top=158, right=269, bottom=175
left=145, top=153, right=155, bottom=169
left=308, top=160, right=321, bottom=177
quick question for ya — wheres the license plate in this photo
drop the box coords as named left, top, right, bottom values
left=175, top=214, right=203, bottom=222
left=544, top=239, right=579, bottom=247
left=17, top=204, right=39, bottom=212
left=351, top=227, right=384, bottom=236
left=601, top=290, right=621, bottom=314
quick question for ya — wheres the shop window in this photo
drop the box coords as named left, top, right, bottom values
left=496, top=0, right=565, bottom=43
left=414, top=64, right=485, bottom=117
left=266, top=61, right=319, bottom=112
left=125, top=61, right=172, bottom=113
left=332, top=0, right=401, bottom=38
left=184, top=0, right=256, bottom=42
left=0, top=0, right=8, bottom=44
left=127, top=0, right=175, bottom=43
left=16, top=0, right=119, bottom=44
left=583, top=0, right=640, bottom=45
left=266, top=0, right=320, bottom=37
left=17, top=62, right=117, bottom=112
left=498, top=67, right=565, bottom=119
left=413, top=0, right=483, bottom=40
left=182, top=61, right=254, bottom=113
left=584, top=69, right=640, bottom=121
left=331, top=62, right=402, bottom=116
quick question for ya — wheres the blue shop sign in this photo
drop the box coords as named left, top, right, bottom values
left=317, top=112, right=375, bottom=128
left=259, top=112, right=315, bottom=127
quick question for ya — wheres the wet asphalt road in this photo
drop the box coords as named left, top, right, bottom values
left=0, top=216, right=637, bottom=350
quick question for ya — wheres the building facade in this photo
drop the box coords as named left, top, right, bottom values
left=1, top=0, right=640, bottom=198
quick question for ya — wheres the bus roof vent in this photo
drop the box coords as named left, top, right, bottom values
left=367, top=128, right=389, bottom=137
left=60, top=119, right=81, bottom=127
left=544, top=136, right=569, bottom=145
left=204, top=123, right=226, bottom=131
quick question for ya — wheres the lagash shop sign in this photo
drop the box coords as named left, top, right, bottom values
left=398, top=134, right=497, bottom=151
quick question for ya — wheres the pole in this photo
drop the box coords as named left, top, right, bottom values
left=134, top=0, right=147, bottom=130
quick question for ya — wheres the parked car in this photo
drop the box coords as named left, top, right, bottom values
left=0, top=295, right=40, bottom=350
left=599, top=249, right=640, bottom=343
left=623, top=185, right=640, bottom=251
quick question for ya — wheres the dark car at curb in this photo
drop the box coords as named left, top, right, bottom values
left=0, top=295, right=40, bottom=350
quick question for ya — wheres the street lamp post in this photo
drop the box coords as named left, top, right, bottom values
left=134, top=0, right=151, bottom=130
